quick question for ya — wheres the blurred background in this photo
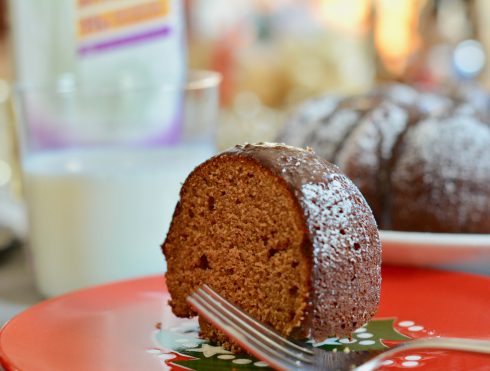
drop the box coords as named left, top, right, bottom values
left=185, top=0, right=490, bottom=147
left=0, top=0, right=490, bottom=312
left=2, top=0, right=490, bottom=210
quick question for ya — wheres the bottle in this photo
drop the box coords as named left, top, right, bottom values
left=10, top=0, right=187, bottom=148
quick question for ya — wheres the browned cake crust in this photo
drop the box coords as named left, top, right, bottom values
left=162, top=143, right=381, bottom=349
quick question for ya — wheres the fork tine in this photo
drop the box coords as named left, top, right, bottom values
left=187, top=292, right=299, bottom=370
left=187, top=288, right=314, bottom=370
left=201, top=285, right=314, bottom=356
left=192, top=289, right=313, bottom=363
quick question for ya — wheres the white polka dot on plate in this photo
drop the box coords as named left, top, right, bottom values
left=398, top=321, right=415, bottom=327
left=356, top=333, right=373, bottom=339
left=354, top=327, right=367, bottom=333
left=146, top=349, right=161, bottom=354
left=408, top=326, right=424, bottom=332
left=359, top=340, right=375, bottom=345
left=232, top=359, right=252, bottom=364
left=402, top=361, right=419, bottom=367
left=405, top=355, right=422, bottom=361
left=218, top=355, right=235, bottom=360
left=254, top=361, right=269, bottom=367
left=158, top=354, right=175, bottom=360
left=339, top=338, right=357, bottom=344
left=382, top=360, right=394, bottom=366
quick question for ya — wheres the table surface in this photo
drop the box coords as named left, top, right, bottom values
left=0, top=247, right=43, bottom=327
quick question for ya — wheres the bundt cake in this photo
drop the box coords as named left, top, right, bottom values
left=162, top=143, right=381, bottom=349
left=279, top=84, right=490, bottom=233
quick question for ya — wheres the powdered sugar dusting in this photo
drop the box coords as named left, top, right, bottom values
left=372, top=84, right=419, bottom=106
left=307, top=109, right=361, bottom=161
left=371, top=83, right=453, bottom=115
left=301, top=176, right=379, bottom=266
left=295, top=95, right=340, bottom=123
left=300, top=174, right=381, bottom=340
left=392, top=114, right=490, bottom=230
left=394, top=115, right=490, bottom=186
left=335, top=114, right=379, bottom=173
left=334, top=103, right=408, bottom=223
left=417, top=92, right=453, bottom=115
left=336, top=102, right=407, bottom=166
left=378, top=104, right=409, bottom=160
left=302, top=179, right=355, bottom=255
left=279, top=95, right=340, bottom=147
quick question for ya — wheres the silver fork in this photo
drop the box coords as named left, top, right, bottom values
left=187, top=285, right=490, bottom=371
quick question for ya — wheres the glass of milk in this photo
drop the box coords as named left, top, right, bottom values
left=14, top=70, right=221, bottom=297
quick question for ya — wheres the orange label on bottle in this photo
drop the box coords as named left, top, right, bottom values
left=77, top=0, right=170, bottom=39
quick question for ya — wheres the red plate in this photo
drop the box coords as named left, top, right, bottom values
left=1, top=266, right=490, bottom=371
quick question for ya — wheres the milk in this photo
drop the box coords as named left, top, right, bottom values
left=23, top=145, right=213, bottom=297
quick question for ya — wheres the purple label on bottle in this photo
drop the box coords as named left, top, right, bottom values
left=78, top=25, right=172, bottom=57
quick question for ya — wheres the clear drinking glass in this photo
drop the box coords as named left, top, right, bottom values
left=14, top=70, right=221, bottom=297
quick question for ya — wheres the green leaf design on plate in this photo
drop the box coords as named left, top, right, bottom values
left=169, top=342, right=269, bottom=370
left=161, top=318, right=411, bottom=370
left=317, top=318, right=411, bottom=352
left=173, top=354, right=267, bottom=370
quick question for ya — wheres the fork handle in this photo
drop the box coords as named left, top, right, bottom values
left=356, top=337, right=490, bottom=371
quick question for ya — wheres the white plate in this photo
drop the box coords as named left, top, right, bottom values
left=380, top=230, right=490, bottom=274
